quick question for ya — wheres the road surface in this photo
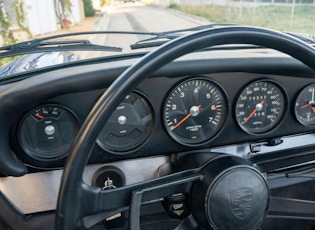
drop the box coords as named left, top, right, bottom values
left=89, top=1, right=209, bottom=56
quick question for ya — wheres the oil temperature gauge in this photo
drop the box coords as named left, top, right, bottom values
left=295, top=84, right=315, bottom=126
left=18, top=105, right=79, bottom=160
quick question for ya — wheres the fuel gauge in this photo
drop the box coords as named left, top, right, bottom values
left=295, top=84, right=315, bottom=126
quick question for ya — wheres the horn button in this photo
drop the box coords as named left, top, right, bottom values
left=191, top=156, right=270, bottom=230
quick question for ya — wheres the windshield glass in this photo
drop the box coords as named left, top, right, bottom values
left=0, top=0, right=314, bottom=76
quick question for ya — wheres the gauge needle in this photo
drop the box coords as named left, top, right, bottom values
left=34, top=113, right=44, bottom=119
left=299, top=103, right=315, bottom=114
left=300, top=104, right=309, bottom=109
left=171, top=105, right=201, bottom=130
left=243, top=100, right=264, bottom=124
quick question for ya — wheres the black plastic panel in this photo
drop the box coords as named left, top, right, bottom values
left=0, top=54, right=314, bottom=172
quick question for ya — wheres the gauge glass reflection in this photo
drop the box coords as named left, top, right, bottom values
left=235, top=80, right=285, bottom=134
left=163, top=78, right=227, bottom=146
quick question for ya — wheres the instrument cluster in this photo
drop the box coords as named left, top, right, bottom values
left=15, top=75, right=315, bottom=165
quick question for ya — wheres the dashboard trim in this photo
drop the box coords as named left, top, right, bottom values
left=0, top=156, right=169, bottom=214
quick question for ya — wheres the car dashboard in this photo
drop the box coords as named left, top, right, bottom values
left=1, top=48, right=315, bottom=229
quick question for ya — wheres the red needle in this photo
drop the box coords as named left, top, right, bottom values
left=299, top=104, right=315, bottom=114
left=300, top=104, right=309, bottom=109
left=34, top=113, right=44, bottom=119
left=172, top=105, right=201, bottom=130
left=243, top=100, right=264, bottom=124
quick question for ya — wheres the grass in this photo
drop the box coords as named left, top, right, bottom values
left=0, top=56, right=18, bottom=67
left=169, top=4, right=315, bottom=35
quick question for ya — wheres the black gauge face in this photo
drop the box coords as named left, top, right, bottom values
left=295, top=84, right=315, bottom=126
left=163, top=78, right=227, bottom=146
left=96, top=92, right=154, bottom=154
left=18, top=105, right=79, bottom=160
left=235, top=80, right=285, bottom=134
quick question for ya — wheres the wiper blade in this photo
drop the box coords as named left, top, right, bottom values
left=0, top=30, right=170, bottom=59
left=0, top=38, right=122, bottom=59
left=285, top=32, right=315, bottom=45
left=130, top=23, right=236, bottom=49
left=0, top=25, right=242, bottom=58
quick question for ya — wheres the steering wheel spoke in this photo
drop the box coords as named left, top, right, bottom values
left=174, top=215, right=199, bottom=230
left=268, top=196, right=315, bottom=220
left=79, top=169, right=202, bottom=229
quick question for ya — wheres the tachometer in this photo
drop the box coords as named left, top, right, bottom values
left=163, top=78, right=227, bottom=146
left=235, top=80, right=286, bottom=134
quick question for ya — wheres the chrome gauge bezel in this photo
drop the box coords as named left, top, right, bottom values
left=234, top=79, right=287, bottom=135
left=17, top=104, right=79, bottom=161
left=96, top=91, right=155, bottom=154
left=162, top=77, right=228, bottom=146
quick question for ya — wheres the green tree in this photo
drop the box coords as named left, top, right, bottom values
left=83, top=0, right=96, bottom=17
left=13, top=0, right=32, bottom=39
left=0, top=0, right=16, bottom=46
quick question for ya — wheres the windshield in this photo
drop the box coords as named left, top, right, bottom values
left=0, top=0, right=314, bottom=76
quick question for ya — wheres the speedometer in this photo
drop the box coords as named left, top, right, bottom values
left=235, top=80, right=286, bottom=134
left=163, top=78, right=227, bottom=146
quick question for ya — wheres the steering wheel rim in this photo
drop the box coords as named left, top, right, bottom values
left=56, top=26, right=315, bottom=230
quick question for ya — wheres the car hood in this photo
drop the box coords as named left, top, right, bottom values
left=0, top=51, right=79, bottom=78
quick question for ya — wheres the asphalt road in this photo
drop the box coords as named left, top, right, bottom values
left=90, top=1, right=210, bottom=56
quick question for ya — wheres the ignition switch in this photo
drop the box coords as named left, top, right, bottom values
left=163, top=193, right=190, bottom=219
left=92, top=166, right=126, bottom=228
left=92, top=166, right=125, bottom=189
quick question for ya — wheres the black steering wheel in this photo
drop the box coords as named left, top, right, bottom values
left=56, top=26, right=315, bottom=230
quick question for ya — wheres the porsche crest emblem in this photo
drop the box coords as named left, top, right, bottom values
left=230, top=188, right=253, bottom=219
